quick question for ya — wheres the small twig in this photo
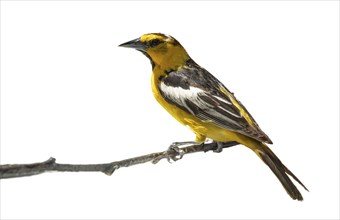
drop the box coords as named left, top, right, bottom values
left=0, top=141, right=239, bottom=179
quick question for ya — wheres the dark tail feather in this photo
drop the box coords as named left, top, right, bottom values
left=283, top=164, right=309, bottom=192
left=256, top=143, right=308, bottom=201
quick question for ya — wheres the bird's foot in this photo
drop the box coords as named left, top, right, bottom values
left=166, top=144, right=185, bottom=162
left=213, top=142, right=224, bottom=153
left=152, top=142, right=192, bottom=164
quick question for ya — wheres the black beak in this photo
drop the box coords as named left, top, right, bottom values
left=119, top=38, right=147, bottom=52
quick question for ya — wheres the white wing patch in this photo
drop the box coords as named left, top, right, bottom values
left=159, top=82, right=205, bottom=114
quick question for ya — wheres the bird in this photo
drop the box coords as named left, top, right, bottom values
left=119, top=33, right=308, bottom=201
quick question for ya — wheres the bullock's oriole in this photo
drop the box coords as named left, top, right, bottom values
left=119, top=33, right=308, bottom=201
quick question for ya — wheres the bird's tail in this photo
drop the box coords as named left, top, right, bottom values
left=250, top=141, right=308, bottom=201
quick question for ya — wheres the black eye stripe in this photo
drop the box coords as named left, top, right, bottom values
left=148, top=39, right=161, bottom=47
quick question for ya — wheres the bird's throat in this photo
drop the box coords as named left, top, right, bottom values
left=147, top=47, right=190, bottom=73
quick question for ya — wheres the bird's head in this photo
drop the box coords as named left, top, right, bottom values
left=119, top=33, right=190, bottom=71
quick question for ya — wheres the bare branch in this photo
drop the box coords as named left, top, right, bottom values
left=0, top=141, right=239, bottom=179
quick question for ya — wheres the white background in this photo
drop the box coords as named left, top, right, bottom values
left=1, top=1, right=339, bottom=219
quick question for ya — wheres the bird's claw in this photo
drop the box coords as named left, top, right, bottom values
left=213, top=142, right=224, bottom=153
left=152, top=143, right=185, bottom=164
left=166, top=144, right=185, bottom=162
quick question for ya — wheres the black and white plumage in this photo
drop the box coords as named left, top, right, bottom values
left=158, top=59, right=272, bottom=144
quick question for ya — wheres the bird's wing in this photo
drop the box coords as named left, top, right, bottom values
left=158, top=64, right=272, bottom=144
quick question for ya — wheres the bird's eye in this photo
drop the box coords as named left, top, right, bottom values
left=148, top=39, right=161, bottom=47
